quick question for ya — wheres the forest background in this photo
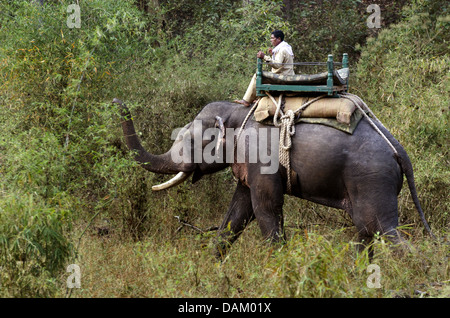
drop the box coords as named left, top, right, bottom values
left=0, top=0, right=448, bottom=298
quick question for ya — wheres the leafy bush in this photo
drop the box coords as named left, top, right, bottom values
left=0, top=0, right=152, bottom=296
left=0, top=0, right=149, bottom=132
left=0, top=191, right=73, bottom=297
left=286, top=0, right=367, bottom=62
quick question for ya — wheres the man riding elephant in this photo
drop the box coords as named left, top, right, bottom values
left=235, top=30, right=295, bottom=107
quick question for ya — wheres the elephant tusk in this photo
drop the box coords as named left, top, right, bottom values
left=152, top=171, right=192, bottom=191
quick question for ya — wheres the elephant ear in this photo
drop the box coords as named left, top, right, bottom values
left=191, top=166, right=205, bottom=184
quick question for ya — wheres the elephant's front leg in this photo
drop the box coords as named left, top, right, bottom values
left=214, top=181, right=255, bottom=258
left=249, top=173, right=285, bottom=243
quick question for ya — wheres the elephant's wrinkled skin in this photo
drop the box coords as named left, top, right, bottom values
left=113, top=98, right=433, bottom=257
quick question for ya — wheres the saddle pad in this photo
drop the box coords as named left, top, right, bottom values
left=254, top=95, right=357, bottom=125
left=254, top=108, right=364, bottom=135
left=262, top=68, right=349, bottom=86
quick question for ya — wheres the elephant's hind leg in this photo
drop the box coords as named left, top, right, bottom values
left=346, top=178, right=406, bottom=257
left=214, top=181, right=254, bottom=258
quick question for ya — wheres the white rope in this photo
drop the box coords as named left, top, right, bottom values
left=338, top=92, right=398, bottom=156
left=267, top=93, right=293, bottom=193
left=267, top=93, right=327, bottom=193
left=235, top=98, right=261, bottom=155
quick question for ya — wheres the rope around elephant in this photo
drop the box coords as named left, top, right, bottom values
left=267, top=92, right=399, bottom=193
left=267, top=93, right=327, bottom=194
left=337, top=92, right=399, bottom=156
left=235, top=92, right=398, bottom=194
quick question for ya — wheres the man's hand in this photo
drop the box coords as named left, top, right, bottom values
left=268, top=47, right=273, bottom=56
left=257, top=51, right=265, bottom=59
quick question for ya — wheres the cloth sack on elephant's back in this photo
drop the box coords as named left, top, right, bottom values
left=254, top=95, right=356, bottom=125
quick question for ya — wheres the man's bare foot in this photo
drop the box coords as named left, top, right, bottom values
left=234, top=99, right=251, bottom=107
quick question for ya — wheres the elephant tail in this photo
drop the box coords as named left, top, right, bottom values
left=374, top=119, right=435, bottom=239
left=397, top=154, right=435, bottom=239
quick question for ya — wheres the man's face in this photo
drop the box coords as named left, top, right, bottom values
left=270, top=34, right=282, bottom=47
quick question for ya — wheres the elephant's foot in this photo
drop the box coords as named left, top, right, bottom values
left=356, top=229, right=413, bottom=261
left=355, top=235, right=374, bottom=261
left=211, top=237, right=233, bottom=261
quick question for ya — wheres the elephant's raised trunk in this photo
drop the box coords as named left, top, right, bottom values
left=113, top=98, right=194, bottom=183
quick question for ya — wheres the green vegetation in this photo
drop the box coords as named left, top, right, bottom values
left=0, top=0, right=448, bottom=298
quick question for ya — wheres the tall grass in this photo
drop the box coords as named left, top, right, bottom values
left=64, top=224, right=448, bottom=298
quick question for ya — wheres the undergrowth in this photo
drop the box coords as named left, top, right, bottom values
left=64, top=225, right=448, bottom=298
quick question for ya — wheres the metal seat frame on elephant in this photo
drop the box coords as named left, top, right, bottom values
left=256, top=53, right=350, bottom=97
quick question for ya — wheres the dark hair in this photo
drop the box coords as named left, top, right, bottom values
left=271, top=30, right=285, bottom=41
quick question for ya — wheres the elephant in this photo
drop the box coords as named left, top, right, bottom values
left=112, top=97, right=433, bottom=258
